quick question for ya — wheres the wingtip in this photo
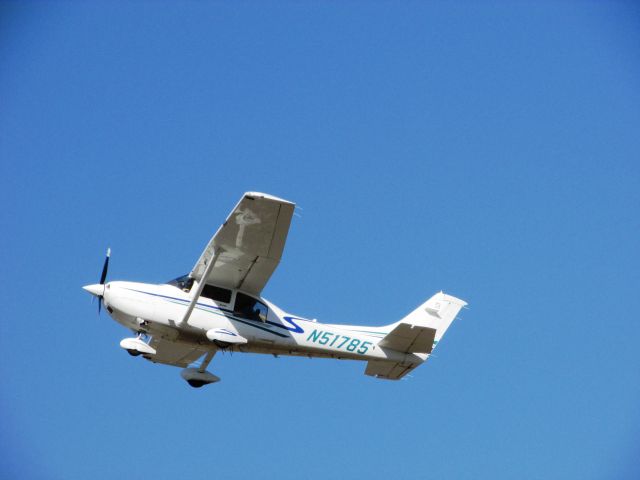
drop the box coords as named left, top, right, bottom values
left=244, top=192, right=295, bottom=205
left=438, top=291, right=468, bottom=307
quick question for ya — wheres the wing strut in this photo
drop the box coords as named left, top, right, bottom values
left=198, top=350, right=216, bottom=373
left=179, top=248, right=224, bottom=326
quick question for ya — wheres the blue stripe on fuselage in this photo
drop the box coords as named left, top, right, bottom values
left=123, top=287, right=291, bottom=338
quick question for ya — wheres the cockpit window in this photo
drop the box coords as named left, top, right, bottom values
left=167, top=274, right=194, bottom=292
left=234, top=292, right=268, bottom=322
left=201, top=284, right=232, bottom=304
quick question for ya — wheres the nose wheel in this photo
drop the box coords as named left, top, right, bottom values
left=120, top=334, right=157, bottom=357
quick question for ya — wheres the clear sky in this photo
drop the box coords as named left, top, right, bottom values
left=1, top=2, right=639, bottom=479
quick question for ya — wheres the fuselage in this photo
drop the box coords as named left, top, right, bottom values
left=101, top=279, right=427, bottom=366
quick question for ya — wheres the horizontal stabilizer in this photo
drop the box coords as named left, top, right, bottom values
left=144, top=337, right=209, bottom=368
left=365, top=360, right=419, bottom=380
left=378, top=324, right=437, bottom=354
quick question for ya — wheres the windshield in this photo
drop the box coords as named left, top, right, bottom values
left=167, top=274, right=194, bottom=292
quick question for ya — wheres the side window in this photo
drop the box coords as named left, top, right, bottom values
left=201, top=284, right=232, bottom=304
left=234, top=292, right=268, bottom=322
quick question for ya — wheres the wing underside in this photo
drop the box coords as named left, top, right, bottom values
left=190, top=192, right=295, bottom=296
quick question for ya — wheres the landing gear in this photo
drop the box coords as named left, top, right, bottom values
left=120, top=334, right=156, bottom=356
left=181, top=367, right=220, bottom=388
left=187, top=379, right=207, bottom=388
left=181, top=351, right=219, bottom=388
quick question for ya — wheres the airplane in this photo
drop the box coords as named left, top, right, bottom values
left=82, top=192, right=467, bottom=388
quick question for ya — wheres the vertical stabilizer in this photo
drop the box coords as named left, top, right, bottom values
left=366, top=292, right=467, bottom=380
left=399, top=292, right=467, bottom=345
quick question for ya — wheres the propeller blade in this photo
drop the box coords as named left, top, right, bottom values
left=99, top=247, right=111, bottom=285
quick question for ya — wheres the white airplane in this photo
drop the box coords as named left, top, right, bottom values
left=83, top=192, right=467, bottom=387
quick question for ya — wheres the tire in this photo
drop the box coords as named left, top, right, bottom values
left=187, top=379, right=207, bottom=388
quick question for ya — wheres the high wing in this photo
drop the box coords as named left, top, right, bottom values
left=190, top=192, right=295, bottom=296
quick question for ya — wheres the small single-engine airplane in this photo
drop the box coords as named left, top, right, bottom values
left=83, top=192, right=467, bottom=387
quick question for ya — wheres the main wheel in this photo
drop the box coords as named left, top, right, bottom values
left=187, top=379, right=207, bottom=388
left=127, top=349, right=142, bottom=357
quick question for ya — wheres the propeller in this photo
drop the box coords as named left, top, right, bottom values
left=98, top=247, right=110, bottom=313
left=83, top=248, right=110, bottom=314
left=99, top=247, right=110, bottom=286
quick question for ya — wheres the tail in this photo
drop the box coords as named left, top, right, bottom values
left=365, top=292, right=467, bottom=380
left=398, top=291, right=467, bottom=347
left=377, top=291, right=467, bottom=355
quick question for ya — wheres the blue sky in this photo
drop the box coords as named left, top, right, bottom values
left=1, top=2, right=639, bottom=479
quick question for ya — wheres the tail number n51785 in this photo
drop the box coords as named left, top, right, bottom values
left=306, top=329, right=372, bottom=354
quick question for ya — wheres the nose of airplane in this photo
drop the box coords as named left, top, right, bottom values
left=83, top=284, right=104, bottom=297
